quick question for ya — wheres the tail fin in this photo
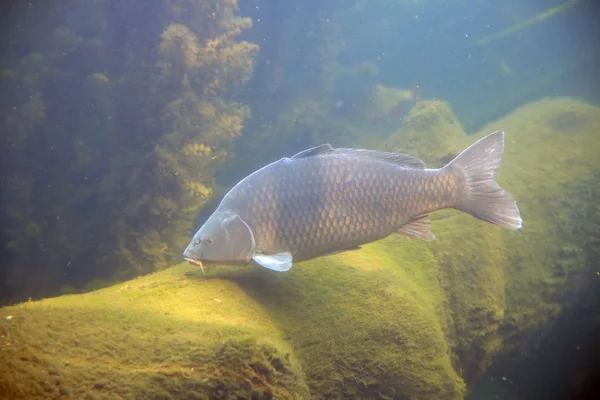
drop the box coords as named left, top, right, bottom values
left=447, top=131, right=522, bottom=230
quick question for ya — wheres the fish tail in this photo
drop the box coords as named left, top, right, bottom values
left=446, top=130, right=522, bottom=230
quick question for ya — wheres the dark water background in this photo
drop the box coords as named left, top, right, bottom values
left=1, top=0, right=599, bottom=398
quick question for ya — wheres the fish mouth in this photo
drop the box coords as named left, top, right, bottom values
left=184, top=257, right=205, bottom=274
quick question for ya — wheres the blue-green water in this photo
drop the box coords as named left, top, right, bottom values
left=0, top=1, right=599, bottom=398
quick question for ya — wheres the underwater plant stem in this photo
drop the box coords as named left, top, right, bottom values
left=474, top=0, right=580, bottom=47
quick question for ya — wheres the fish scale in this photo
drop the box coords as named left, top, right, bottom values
left=232, top=155, right=456, bottom=262
left=184, top=131, right=522, bottom=272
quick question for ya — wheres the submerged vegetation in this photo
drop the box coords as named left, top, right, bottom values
left=0, top=0, right=599, bottom=398
left=0, top=0, right=258, bottom=302
left=0, top=263, right=310, bottom=399
left=1, top=96, right=599, bottom=399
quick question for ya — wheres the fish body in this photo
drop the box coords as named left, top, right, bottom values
left=183, top=131, right=521, bottom=272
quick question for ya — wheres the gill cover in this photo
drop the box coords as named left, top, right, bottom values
left=220, top=215, right=293, bottom=271
left=222, top=214, right=256, bottom=261
left=184, top=213, right=255, bottom=263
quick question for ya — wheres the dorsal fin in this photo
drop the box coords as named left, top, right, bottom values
left=290, top=144, right=426, bottom=169
left=334, top=148, right=426, bottom=169
left=291, top=144, right=334, bottom=159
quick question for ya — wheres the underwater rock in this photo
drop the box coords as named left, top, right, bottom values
left=386, top=99, right=471, bottom=166
left=478, top=97, right=600, bottom=357
left=353, top=83, right=421, bottom=127
left=0, top=264, right=309, bottom=399
left=1, top=96, right=598, bottom=399
left=386, top=96, right=600, bottom=381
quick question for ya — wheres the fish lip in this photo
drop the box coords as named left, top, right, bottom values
left=184, top=257, right=202, bottom=266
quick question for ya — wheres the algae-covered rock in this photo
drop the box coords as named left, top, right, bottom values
left=386, top=100, right=472, bottom=166
left=1, top=97, right=598, bottom=399
left=478, top=97, right=600, bottom=355
left=385, top=96, right=600, bottom=378
left=0, top=264, right=309, bottom=399
left=229, top=242, right=467, bottom=399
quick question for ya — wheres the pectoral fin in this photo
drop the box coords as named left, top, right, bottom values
left=252, top=252, right=293, bottom=272
left=397, top=216, right=435, bottom=241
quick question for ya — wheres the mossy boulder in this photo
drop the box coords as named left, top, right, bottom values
left=385, top=96, right=600, bottom=378
left=1, top=97, right=598, bottom=399
left=0, top=265, right=309, bottom=399
left=478, top=97, right=600, bottom=355
left=385, top=99, right=472, bottom=166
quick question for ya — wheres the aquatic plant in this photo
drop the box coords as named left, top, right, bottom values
left=139, top=11, right=258, bottom=275
left=158, top=24, right=201, bottom=72
left=0, top=0, right=258, bottom=302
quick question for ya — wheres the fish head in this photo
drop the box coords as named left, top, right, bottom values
left=183, top=212, right=255, bottom=265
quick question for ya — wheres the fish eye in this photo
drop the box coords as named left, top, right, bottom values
left=205, top=237, right=214, bottom=245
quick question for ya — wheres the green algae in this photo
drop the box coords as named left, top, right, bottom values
left=0, top=264, right=309, bottom=399
left=385, top=100, right=472, bottom=166
left=1, top=96, right=599, bottom=399
left=478, top=97, right=600, bottom=355
left=230, top=241, right=466, bottom=399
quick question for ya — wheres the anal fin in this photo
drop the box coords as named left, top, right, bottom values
left=397, top=216, right=435, bottom=241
